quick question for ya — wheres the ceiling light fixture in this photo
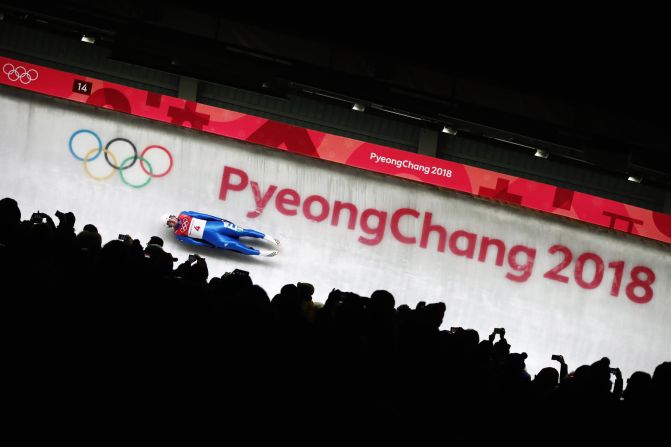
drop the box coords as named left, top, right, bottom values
left=442, top=125, right=457, bottom=135
left=534, top=149, right=549, bottom=159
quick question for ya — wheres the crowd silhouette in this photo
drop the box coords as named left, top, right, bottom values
left=1, top=197, right=668, bottom=439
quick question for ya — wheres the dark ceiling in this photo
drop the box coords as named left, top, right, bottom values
left=2, top=1, right=670, bottom=187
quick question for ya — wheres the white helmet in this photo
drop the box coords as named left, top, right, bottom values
left=161, top=213, right=176, bottom=227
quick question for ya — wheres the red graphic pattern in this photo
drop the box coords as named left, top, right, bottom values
left=247, top=120, right=320, bottom=157
left=603, top=211, right=644, bottom=234
left=552, top=188, right=575, bottom=210
left=145, top=91, right=162, bottom=108
left=167, top=101, right=210, bottom=130
left=1, top=55, right=670, bottom=245
left=86, top=87, right=131, bottom=113
left=478, top=178, right=524, bottom=205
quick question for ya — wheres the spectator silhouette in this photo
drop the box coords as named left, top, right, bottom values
left=0, top=197, right=21, bottom=246
left=1, top=196, right=669, bottom=439
left=76, top=226, right=102, bottom=254
left=623, top=371, right=652, bottom=407
left=531, top=367, right=559, bottom=403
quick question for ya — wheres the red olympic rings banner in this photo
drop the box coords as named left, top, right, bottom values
left=1, top=54, right=670, bottom=245
left=3, top=62, right=38, bottom=84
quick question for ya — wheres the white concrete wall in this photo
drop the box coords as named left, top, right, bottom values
left=1, top=90, right=669, bottom=378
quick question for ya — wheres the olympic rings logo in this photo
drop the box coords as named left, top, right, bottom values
left=3, top=63, right=39, bottom=84
left=68, top=129, right=174, bottom=188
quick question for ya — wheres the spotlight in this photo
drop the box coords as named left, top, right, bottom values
left=534, top=149, right=549, bottom=159
left=442, top=125, right=457, bottom=135
left=352, top=103, right=366, bottom=112
left=627, top=175, right=642, bottom=183
left=81, top=35, right=95, bottom=44
left=443, top=126, right=457, bottom=135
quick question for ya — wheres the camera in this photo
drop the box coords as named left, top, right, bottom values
left=450, top=326, right=462, bottom=333
left=609, top=367, right=620, bottom=375
left=493, top=328, right=505, bottom=336
left=55, top=210, right=64, bottom=219
left=118, top=234, right=127, bottom=240
left=551, top=354, right=563, bottom=362
left=232, top=268, right=249, bottom=276
left=30, top=212, right=45, bottom=223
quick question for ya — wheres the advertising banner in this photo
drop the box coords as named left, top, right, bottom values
left=2, top=55, right=671, bottom=245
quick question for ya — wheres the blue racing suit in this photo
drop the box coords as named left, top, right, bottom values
left=172, top=211, right=266, bottom=256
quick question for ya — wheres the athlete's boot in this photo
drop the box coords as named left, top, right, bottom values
left=263, top=235, right=280, bottom=245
